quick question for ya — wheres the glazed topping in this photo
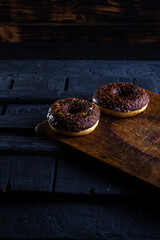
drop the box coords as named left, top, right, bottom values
left=92, top=82, right=150, bottom=112
left=47, top=98, right=100, bottom=132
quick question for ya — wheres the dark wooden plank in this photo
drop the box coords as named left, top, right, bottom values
left=13, top=74, right=65, bottom=92
left=0, top=0, right=160, bottom=43
left=55, top=155, right=140, bottom=195
left=0, top=59, right=67, bottom=128
left=66, top=61, right=160, bottom=94
left=0, top=89, right=90, bottom=103
left=0, top=115, right=44, bottom=129
left=0, top=60, right=66, bottom=122
left=5, top=104, right=50, bottom=116
left=0, top=60, right=157, bottom=99
left=1, top=0, right=160, bottom=25
left=0, top=134, right=141, bottom=195
left=0, top=134, right=62, bottom=153
left=0, top=60, right=66, bottom=93
left=36, top=91, right=160, bottom=189
left=0, top=60, right=159, bottom=89
left=0, top=154, right=56, bottom=192
left=1, top=24, right=160, bottom=43
left=69, top=75, right=118, bottom=93
left=0, top=200, right=159, bottom=239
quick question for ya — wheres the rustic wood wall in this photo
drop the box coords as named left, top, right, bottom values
left=0, top=0, right=160, bottom=43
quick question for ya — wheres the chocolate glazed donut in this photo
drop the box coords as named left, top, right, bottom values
left=47, top=98, right=100, bottom=136
left=92, top=83, right=150, bottom=118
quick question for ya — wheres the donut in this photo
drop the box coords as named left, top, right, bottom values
left=47, top=98, right=100, bottom=136
left=92, top=82, right=149, bottom=118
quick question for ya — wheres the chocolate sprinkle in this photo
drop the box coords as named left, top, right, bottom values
left=47, top=98, right=100, bottom=132
left=92, top=82, right=150, bottom=112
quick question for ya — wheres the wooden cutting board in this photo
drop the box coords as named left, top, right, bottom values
left=36, top=91, right=160, bottom=188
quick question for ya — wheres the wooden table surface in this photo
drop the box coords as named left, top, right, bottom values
left=0, top=60, right=160, bottom=239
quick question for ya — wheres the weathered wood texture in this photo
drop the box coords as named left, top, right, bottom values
left=1, top=0, right=160, bottom=24
left=0, top=133, right=62, bottom=154
left=0, top=0, right=160, bottom=42
left=0, top=61, right=67, bottom=192
left=0, top=154, right=56, bottom=191
left=55, top=155, right=145, bottom=195
left=0, top=90, right=90, bottom=103
left=0, top=60, right=158, bottom=93
left=0, top=60, right=159, bottom=194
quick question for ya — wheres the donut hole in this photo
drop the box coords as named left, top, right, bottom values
left=69, top=106, right=83, bottom=114
left=119, top=89, right=133, bottom=97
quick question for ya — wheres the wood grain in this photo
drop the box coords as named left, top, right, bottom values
left=0, top=115, right=45, bottom=129
left=36, top=91, right=160, bottom=188
left=55, top=155, right=141, bottom=195
left=0, top=24, right=160, bottom=43
left=0, top=89, right=90, bottom=103
left=0, top=154, right=56, bottom=192
left=1, top=0, right=160, bottom=24
left=0, top=0, right=160, bottom=42
left=0, top=134, right=62, bottom=153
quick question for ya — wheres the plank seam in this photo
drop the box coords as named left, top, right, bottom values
left=8, top=79, right=15, bottom=89
left=51, top=156, right=59, bottom=193
left=1, top=79, right=15, bottom=115
left=1, top=104, right=7, bottom=115
left=64, top=77, right=69, bottom=91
